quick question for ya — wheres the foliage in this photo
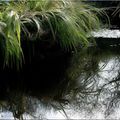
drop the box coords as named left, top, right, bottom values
left=0, top=0, right=101, bottom=68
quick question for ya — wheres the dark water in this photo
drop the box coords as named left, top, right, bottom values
left=1, top=46, right=120, bottom=119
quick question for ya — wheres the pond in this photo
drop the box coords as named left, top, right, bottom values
left=1, top=43, right=120, bottom=119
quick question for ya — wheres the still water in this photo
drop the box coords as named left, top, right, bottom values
left=1, top=46, right=120, bottom=119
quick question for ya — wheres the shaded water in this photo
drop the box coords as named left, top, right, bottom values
left=1, top=46, right=120, bottom=119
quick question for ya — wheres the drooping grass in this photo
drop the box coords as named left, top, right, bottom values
left=0, top=0, right=101, bottom=69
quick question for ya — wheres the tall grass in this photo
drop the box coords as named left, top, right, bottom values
left=0, top=0, right=101, bottom=69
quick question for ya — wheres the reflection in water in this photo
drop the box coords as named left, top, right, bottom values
left=1, top=47, right=120, bottom=119
left=66, top=47, right=120, bottom=119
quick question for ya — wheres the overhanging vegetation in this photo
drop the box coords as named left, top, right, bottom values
left=0, top=0, right=101, bottom=69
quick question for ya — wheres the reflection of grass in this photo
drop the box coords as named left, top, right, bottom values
left=60, top=47, right=120, bottom=116
left=1, top=47, right=120, bottom=119
left=66, top=47, right=120, bottom=82
left=0, top=91, right=25, bottom=120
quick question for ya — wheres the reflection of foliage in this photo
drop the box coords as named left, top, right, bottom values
left=63, top=47, right=120, bottom=117
left=100, top=72, right=120, bottom=117
left=1, top=47, right=120, bottom=119
left=0, top=91, right=26, bottom=120
left=0, top=92, right=70, bottom=119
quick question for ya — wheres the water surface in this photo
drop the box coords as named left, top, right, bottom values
left=1, top=46, right=120, bottom=119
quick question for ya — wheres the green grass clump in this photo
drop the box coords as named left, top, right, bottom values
left=0, top=0, right=101, bottom=69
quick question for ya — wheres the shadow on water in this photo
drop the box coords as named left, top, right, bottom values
left=1, top=46, right=120, bottom=119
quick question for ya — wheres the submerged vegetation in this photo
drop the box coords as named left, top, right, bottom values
left=0, top=0, right=101, bottom=68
